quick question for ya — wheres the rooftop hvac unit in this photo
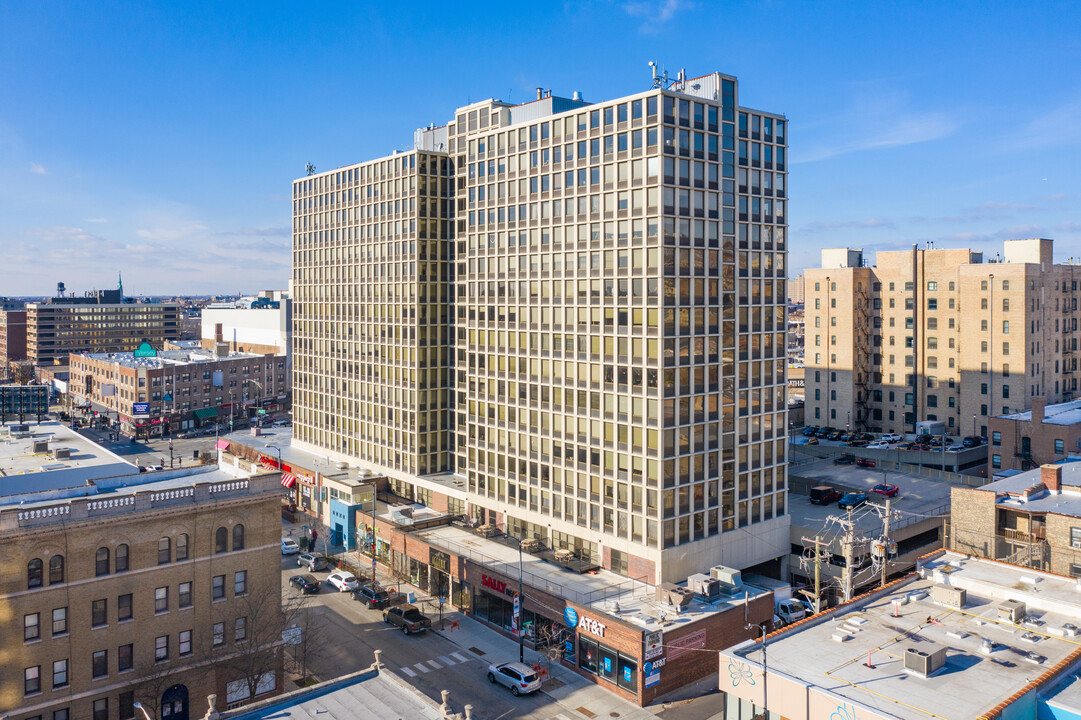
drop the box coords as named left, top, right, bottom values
left=687, top=573, right=723, bottom=599
left=53, top=448, right=71, bottom=460
left=904, top=646, right=946, bottom=677
left=335, top=461, right=348, bottom=470
left=656, top=583, right=695, bottom=609
left=710, top=566, right=744, bottom=594
left=999, top=599, right=1027, bottom=624
left=32, top=440, right=49, bottom=454
left=12, top=424, right=29, bottom=433
left=931, top=584, right=967, bottom=609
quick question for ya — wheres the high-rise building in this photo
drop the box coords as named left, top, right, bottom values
left=26, top=289, right=181, bottom=365
left=804, top=239, right=1081, bottom=436
left=1, top=308, right=28, bottom=366
left=292, top=72, right=790, bottom=583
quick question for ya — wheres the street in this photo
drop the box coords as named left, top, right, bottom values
left=277, top=552, right=660, bottom=720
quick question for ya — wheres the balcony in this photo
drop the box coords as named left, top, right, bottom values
left=1001, top=526, right=1046, bottom=543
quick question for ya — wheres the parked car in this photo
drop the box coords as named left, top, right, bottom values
left=809, top=486, right=842, bottom=505
left=834, top=454, right=854, bottom=465
left=896, top=441, right=916, bottom=450
left=352, top=583, right=393, bottom=608
left=297, top=553, right=328, bottom=571
left=855, top=457, right=877, bottom=468
left=866, top=440, right=890, bottom=449
left=827, top=430, right=844, bottom=441
left=281, top=538, right=301, bottom=555
left=946, top=443, right=965, bottom=452
left=857, top=432, right=875, bottom=441
left=815, top=427, right=835, bottom=439
left=289, top=574, right=321, bottom=594
left=848, top=439, right=870, bottom=448
left=804, top=437, right=819, bottom=445
left=962, top=435, right=985, bottom=448
left=327, top=571, right=359, bottom=592
left=838, top=492, right=869, bottom=510
left=487, top=662, right=542, bottom=696
left=881, top=434, right=902, bottom=443
left=872, top=483, right=900, bottom=497
left=383, top=605, right=432, bottom=634
left=802, top=426, right=819, bottom=437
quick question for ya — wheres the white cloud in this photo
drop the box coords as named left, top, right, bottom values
left=135, top=223, right=208, bottom=241
left=1013, top=96, right=1081, bottom=150
left=86, top=218, right=109, bottom=223
left=30, top=162, right=48, bottom=175
left=622, top=0, right=691, bottom=31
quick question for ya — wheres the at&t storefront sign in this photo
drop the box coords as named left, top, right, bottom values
left=564, top=606, right=606, bottom=637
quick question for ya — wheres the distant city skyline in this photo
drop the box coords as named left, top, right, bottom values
left=1, top=1, right=1079, bottom=294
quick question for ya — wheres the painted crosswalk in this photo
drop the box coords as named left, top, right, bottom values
left=395, top=649, right=476, bottom=678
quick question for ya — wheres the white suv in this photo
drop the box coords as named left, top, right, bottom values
left=880, top=434, right=902, bottom=443
left=327, top=571, right=359, bottom=592
left=487, top=662, right=542, bottom=696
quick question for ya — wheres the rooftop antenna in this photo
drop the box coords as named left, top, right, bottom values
left=305, top=163, right=316, bottom=176
left=648, top=61, right=670, bottom=89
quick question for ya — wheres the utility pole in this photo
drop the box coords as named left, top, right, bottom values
left=800, top=535, right=830, bottom=614
left=881, top=497, right=892, bottom=587
left=840, top=512, right=857, bottom=603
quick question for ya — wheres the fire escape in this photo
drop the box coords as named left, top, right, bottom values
left=853, top=293, right=871, bottom=430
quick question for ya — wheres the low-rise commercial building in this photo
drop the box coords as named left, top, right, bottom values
left=720, top=550, right=1081, bottom=719
left=201, top=291, right=291, bottom=358
left=990, top=397, right=1081, bottom=474
left=952, top=461, right=1081, bottom=577
left=0, top=464, right=284, bottom=720
left=68, top=346, right=288, bottom=438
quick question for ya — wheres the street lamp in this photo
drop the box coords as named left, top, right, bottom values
left=494, top=523, right=527, bottom=664
left=132, top=702, right=154, bottom=720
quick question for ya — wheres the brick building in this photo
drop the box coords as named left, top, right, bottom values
left=68, top=346, right=288, bottom=438
left=989, top=396, right=1081, bottom=474
left=1, top=308, right=28, bottom=365
left=0, top=466, right=284, bottom=720
left=951, top=462, right=1081, bottom=577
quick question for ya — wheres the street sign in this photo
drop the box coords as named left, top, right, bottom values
left=257, top=409, right=266, bottom=415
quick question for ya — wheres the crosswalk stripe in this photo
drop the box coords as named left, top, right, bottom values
left=427, top=659, right=442, bottom=670
left=554, top=714, right=573, bottom=720
left=400, top=666, right=417, bottom=677
left=415, top=663, right=430, bottom=673
left=451, top=651, right=470, bottom=663
left=438, top=655, right=456, bottom=666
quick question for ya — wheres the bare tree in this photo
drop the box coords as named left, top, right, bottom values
left=212, top=585, right=296, bottom=704
left=285, top=599, right=329, bottom=685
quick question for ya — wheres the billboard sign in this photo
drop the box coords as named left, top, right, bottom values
left=132, top=342, right=157, bottom=358
left=132, top=402, right=150, bottom=418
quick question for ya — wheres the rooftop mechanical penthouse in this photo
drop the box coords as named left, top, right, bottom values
left=291, top=70, right=790, bottom=584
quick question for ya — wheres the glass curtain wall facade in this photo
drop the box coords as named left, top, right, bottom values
left=292, top=72, right=790, bottom=582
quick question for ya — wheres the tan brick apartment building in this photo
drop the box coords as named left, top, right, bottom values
left=68, top=346, right=288, bottom=437
left=0, top=466, right=284, bottom=720
left=26, top=289, right=181, bottom=365
left=988, top=397, right=1081, bottom=474
left=951, top=462, right=1081, bottom=577
left=805, top=239, right=1081, bottom=436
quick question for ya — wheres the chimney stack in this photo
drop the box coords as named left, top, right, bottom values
left=1031, top=397, right=1046, bottom=425
left=536, top=87, right=543, bottom=100
left=1041, top=464, right=1061, bottom=493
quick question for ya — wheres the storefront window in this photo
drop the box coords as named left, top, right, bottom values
left=579, top=636, right=638, bottom=691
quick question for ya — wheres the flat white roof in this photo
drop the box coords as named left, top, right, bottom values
left=999, top=397, right=1081, bottom=426
left=723, top=551, right=1081, bottom=720
left=0, top=421, right=133, bottom=496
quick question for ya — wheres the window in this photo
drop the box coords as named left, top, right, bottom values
left=212, top=575, right=225, bottom=600
left=53, top=659, right=68, bottom=688
left=179, top=630, right=193, bottom=656
left=28, top=558, right=43, bottom=588
left=25, top=666, right=41, bottom=695
left=25, top=612, right=40, bottom=641
left=52, top=607, right=67, bottom=636
left=213, top=622, right=225, bottom=647
left=215, top=527, right=228, bottom=554
left=55, top=709, right=70, bottom=720
left=115, top=544, right=129, bottom=573
left=233, top=524, right=245, bottom=551
left=1003, top=385, right=1010, bottom=399
left=155, top=587, right=168, bottom=613
left=120, top=693, right=135, bottom=720
left=119, top=644, right=133, bottom=671
left=235, top=616, right=248, bottom=642
left=992, top=454, right=1001, bottom=469
left=179, top=582, right=192, bottom=608
left=176, top=533, right=189, bottom=561
left=95, top=547, right=110, bottom=576
left=158, top=537, right=171, bottom=565
left=118, top=593, right=133, bottom=621
left=1072, top=527, right=1081, bottom=548
left=155, top=635, right=169, bottom=662
left=93, top=699, right=108, bottom=720
left=1056, top=439, right=1065, bottom=454
left=92, top=599, right=107, bottom=627
left=49, top=555, right=64, bottom=584
left=992, top=431, right=1001, bottom=446
left=92, top=650, right=108, bottom=678
left=234, top=570, right=248, bottom=596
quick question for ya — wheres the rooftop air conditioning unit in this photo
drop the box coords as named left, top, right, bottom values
left=999, top=599, right=1027, bottom=624
left=687, top=573, right=723, bottom=599
left=710, top=566, right=744, bottom=594
left=904, top=646, right=946, bottom=677
left=657, top=583, right=695, bottom=609
left=33, top=440, right=49, bottom=454
left=335, top=461, right=348, bottom=470
left=53, top=448, right=71, bottom=460
left=931, top=584, right=967, bottom=609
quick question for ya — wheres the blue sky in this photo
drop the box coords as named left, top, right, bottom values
left=1, top=1, right=1079, bottom=296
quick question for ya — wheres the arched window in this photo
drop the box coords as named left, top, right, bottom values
left=49, top=555, right=64, bottom=584
left=215, top=527, right=228, bottom=554
left=95, top=548, right=110, bottom=577
left=116, top=544, right=129, bottom=573
left=157, top=537, right=171, bottom=565
left=176, top=534, right=189, bottom=562
left=232, top=524, right=245, bottom=551
left=28, top=558, right=43, bottom=589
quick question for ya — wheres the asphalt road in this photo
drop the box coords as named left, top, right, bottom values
left=278, top=555, right=596, bottom=720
